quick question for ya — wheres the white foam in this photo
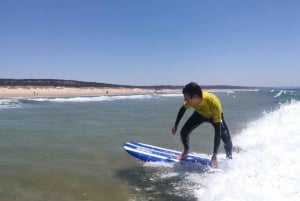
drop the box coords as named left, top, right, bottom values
left=143, top=161, right=174, bottom=168
left=208, top=89, right=260, bottom=93
left=272, top=89, right=297, bottom=98
left=158, top=93, right=182, bottom=97
left=274, top=89, right=284, bottom=97
left=27, top=94, right=155, bottom=102
left=192, top=100, right=300, bottom=201
left=0, top=99, right=23, bottom=110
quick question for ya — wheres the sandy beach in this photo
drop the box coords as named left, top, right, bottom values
left=0, top=86, right=181, bottom=98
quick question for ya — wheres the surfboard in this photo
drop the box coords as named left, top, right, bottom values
left=123, top=141, right=211, bottom=166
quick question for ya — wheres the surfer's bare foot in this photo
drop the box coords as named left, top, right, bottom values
left=211, top=154, right=218, bottom=168
left=177, top=150, right=188, bottom=160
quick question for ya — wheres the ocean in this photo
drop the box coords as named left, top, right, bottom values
left=0, top=89, right=299, bottom=201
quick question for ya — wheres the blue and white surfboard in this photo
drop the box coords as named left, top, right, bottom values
left=123, top=141, right=211, bottom=166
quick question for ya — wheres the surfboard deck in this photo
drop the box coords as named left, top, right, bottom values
left=123, top=141, right=211, bottom=166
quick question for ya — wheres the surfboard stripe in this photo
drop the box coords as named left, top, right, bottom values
left=132, top=142, right=182, bottom=154
left=126, top=141, right=210, bottom=160
left=124, top=145, right=168, bottom=160
left=124, top=142, right=177, bottom=160
left=123, top=141, right=211, bottom=165
left=125, top=142, right=179, bottom=158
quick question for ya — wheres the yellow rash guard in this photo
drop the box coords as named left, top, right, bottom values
left=184, top=91, right=223, bottom=123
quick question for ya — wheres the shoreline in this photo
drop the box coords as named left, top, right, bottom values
left=0, top=86, right=181, bottom=98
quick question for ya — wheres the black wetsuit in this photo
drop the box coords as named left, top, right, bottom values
left=174, top=92, right=233, bottom=158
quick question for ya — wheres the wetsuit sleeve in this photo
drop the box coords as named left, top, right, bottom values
left=174, top=106, right=186, bottom=126
left=212, top=123, right=221, bottom=154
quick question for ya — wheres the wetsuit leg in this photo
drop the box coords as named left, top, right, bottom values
left=180, top=112, right=205, bottom=151
left=221, top=114, right=233, bottom=159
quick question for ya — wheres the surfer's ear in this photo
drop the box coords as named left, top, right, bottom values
left=192, top=94, right=201, bottom=99
left=191, top=95, right=202, bottom=104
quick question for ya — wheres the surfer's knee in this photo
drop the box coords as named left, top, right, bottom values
left=180, top=125, right=191, bottom=138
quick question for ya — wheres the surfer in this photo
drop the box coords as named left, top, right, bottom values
left=171, top=82, right=233, bottom=168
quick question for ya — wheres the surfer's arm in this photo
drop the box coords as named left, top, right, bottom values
left=211, top=123, right=221, bottom=168
left=174, top=106, right=186, bottom=126
left=212, top=122, right=221, bottom=154
left=172, top=106, right=186, bottom=134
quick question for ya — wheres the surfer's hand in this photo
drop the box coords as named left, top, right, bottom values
left=211, top=154, right=218, bottom=168
left=171, top=125, right=177, bottom=135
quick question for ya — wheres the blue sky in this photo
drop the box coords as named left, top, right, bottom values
left=1, top=0, right=299, bottom=87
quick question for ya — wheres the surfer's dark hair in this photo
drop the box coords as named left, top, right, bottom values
left=182, top=82, right=203, bottom=98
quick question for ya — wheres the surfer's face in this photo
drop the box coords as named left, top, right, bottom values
left=184, top=94, right=201, bottom=105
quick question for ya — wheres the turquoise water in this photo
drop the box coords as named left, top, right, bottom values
left=0, top=89, right=299, bottom=201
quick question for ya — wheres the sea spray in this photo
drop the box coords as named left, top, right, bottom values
left=193, top=101, right=300, bottom=201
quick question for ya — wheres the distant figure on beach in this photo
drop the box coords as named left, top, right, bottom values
left=171, top=82, right=233, bottom=168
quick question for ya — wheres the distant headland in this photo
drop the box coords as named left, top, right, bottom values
left=0, top=78, right=255, bottom=90
left=0, top=79, right=260, bottom=98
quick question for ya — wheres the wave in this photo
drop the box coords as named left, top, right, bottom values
left=192, top=100, right=300, bottom=201
left=271, top=89, right=297, bottom=98
left=26, top=95, right=153, bottom=102
left=209, top=89, right=260, bottom=93
left=156, top=93, right=182, bottom=97
left=0, top=99, right=23, bottom=110
left=24, top=93, right=184, bottom=102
